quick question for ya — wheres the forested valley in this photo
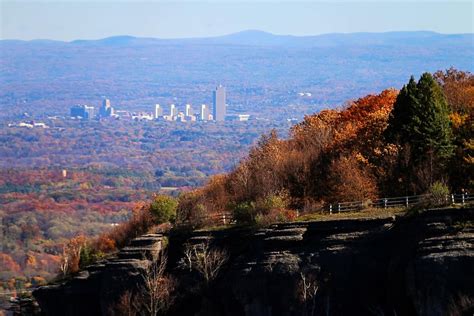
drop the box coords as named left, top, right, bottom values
left=2, top=68, right=470, bottom=296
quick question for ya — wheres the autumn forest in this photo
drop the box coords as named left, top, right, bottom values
left=0, top=68, right=473, bottom=299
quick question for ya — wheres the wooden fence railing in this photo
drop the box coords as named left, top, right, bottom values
left=451, top=193, right=474, bottom=205
left=201, top=193, right=473, bottom=225
left=319, top=193, right=471, bottom=214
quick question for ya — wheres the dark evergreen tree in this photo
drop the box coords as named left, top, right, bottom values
left=385, top=73, right=453, bottom=192
left=385, top=76, right=419, bottom=145
left=414, top=73, right=454, bottom=161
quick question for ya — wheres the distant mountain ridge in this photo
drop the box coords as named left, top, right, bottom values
left=0, top=30, right=472, bottom=119
left=2, top=30, right=473, bottom=47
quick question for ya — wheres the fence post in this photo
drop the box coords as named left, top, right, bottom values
left=462, top=193, right=465, bottom=205
left=222, top=213, right=226, bottom=225
left=451, top=194, right=455, bottom=204
left=384, top=199, right=387, bottom=209
left=329, top=204, right=332, bottom=215
left=338, top=203, right=341, bottom=213
left=405, top=197, right=409, bottom=208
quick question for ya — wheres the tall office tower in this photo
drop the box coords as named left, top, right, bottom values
left=70, top=105, right=84, bottom=118
left=200, top=104, right=209, bottom=121
left=70, top=105, right=95, bottom=119
left=84, top=105, right=95, bottom=119
left=170, top=104, right=177, bottom=118
left=155, top=104, right=163, bottom=118
left=212, top=85, right=226, bottom=121
left=185, top=104, right=193, bottom=117
left=99, top=98, right=113, bottom=117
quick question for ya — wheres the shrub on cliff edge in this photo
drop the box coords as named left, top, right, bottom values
left=149, top=195, right=178, bottom=224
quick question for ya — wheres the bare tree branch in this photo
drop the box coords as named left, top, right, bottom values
left=181, top=240, right=228, bottom=285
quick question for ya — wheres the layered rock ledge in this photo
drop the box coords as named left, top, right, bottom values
left=34, top=208, right=474, bottom=316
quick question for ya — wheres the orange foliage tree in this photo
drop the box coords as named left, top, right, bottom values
left=434, top=68, right=474, bottom=191
left=59, top=235, right=87, bottom=276
left=176, top=89, right=399, bottom=222
left=0, top=253, right=21, bottom=273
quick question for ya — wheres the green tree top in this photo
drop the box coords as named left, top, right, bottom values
left=149, top=195, right=178, bottom=224
left=385, top=72, right=453, bottom=162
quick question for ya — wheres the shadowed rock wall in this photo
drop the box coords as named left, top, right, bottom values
left=34, top=208, right=474, bottom=316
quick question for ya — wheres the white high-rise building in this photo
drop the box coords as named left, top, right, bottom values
left=200, top=104, right=209, bottom=121
left=170, top=104, right=177, bottom=118
left=212, top=85, right=226, bottom=121
left=185, top=104, right=192, bottom=117
left=155, top=104, right=163, bottom=118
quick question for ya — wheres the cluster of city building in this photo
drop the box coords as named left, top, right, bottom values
left=70, top=86, right=250, bottom=122
left=7, top=121, right=49, bottom=129
left=70, top=98, right=114, bottom=120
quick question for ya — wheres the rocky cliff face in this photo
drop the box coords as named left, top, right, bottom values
left=34, top=234, right=164, bottom=316
left=34, top=208, right=474, bottom=316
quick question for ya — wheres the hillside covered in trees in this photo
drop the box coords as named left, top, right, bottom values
left=1, top=69, right=473, bottom=298
left=28, top=69, right=474, bottom=316
left=47, top=68, right=473, bottom=281
left=0, top=119, right=287, bottom=292
left=173, top=69, right=473, bottom=226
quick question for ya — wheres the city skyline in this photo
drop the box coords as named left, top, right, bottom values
left=68, top=86, right=243, bottom=122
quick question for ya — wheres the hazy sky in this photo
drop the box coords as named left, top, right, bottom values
left=1, top=1, right=473, bottom=40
